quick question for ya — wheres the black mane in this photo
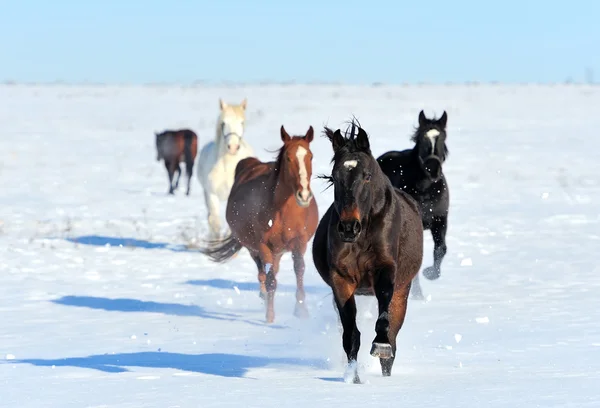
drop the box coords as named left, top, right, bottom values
left=319, top=118, right=372, bottom=190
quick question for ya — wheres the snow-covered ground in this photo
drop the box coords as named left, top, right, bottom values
left=0, top=84, right=599, bottom=407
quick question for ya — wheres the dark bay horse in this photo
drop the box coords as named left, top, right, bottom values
left=200, top=125, right=319, bottom=323
left=312, top=121, right=423, bottom=383
left=155, top=129, right=198, bottom=195
left=377, top=110, right=449, bottom=299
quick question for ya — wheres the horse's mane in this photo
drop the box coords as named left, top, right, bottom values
left=323, top=117, right=370, bottom=161
left=319, top=117, right=371, bottom=190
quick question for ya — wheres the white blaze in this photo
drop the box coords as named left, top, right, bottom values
left=343, top=160, right=358, bottom=169
left=296, top=146, right=310, bottom=201
left=425, top=129, right=440, bottom=154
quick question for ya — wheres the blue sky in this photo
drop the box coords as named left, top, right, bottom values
left=1, top=1, right=599, bottom=84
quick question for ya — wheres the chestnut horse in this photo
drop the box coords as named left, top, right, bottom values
left=200, top=125, right=319, bottom=323
left=155, top=129, right=198, bottom=195
left=312, top=120, right=423, bottom=383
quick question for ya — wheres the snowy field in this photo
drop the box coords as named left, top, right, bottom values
left=0, top=84, right=599, bottom=407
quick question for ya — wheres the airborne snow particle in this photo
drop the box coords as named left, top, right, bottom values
left=5, top=354, right=15, bottom=360
left=454, top=334, right=462, bottom=343
left=475, top=317, right=490, bottom=324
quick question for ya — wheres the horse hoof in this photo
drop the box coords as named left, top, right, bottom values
left=266, top=311, right=275, bottom=324
left=343, top=361, right=361, bottom=384
left=294, top=303, right=309, bottom=319
left=370, top=342, right=394, bottom=359
left=423, top=266, right=441, bottom=280
left=259, top=290, right=266, bottom=300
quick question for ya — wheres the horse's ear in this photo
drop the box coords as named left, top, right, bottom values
left=280, top=125, right=291, bottom=142
left=418, top=110, right=427, bottom=127
left=437, top=111, right=448, bottom=128
left=304, top=126, right=314, bottom=143
left=219, top=98, right=227, bottom=111
left=332, top=129, right=345, bottom=151
left=240, top=98, right=247, bottom=110
left=356, top=127, right=370, bottom=151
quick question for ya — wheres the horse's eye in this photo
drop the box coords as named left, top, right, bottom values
left=365, top=173, right=372, bottom=182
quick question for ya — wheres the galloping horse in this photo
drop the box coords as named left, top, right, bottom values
left=377, top=110, right=450, bottom=299
left=200, top=125, right=318, bottom=323
left=155, top=129, right=198, bottom=195
left=196, top=98, right=254, bottom=239
left=312, top=120, right=423, bottom=383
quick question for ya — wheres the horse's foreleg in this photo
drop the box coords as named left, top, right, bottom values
left=205, top=192, right=221, bottom=239
left=292, top=244, right=309, bottom=319
left=423, top=215, right=448, bottom=280
left=331, top=273, right=360, bottom=384
left=380, top=282, right=411, bottom=377
left=371, top=265, right=396, bottom=359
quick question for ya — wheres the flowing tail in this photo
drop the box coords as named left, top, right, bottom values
left=199, top=234, right=243, bottom=263
left=183, top=130, right=196, bottom=176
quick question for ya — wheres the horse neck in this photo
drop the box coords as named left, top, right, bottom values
left=273, top=159, right=296, bottom=207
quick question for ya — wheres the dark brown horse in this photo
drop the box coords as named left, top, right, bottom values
left=155, top=129, right=198, bottom=195
left=312, top=120, right=423, bottom=383
left=200, top=125, right=319, bottom=323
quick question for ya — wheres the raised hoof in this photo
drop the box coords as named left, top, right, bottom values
left=423, top=266, right=441, bottom=281
left=370, top=342, right=394, bottom=359
left=294, top=302, right=309, bottom=319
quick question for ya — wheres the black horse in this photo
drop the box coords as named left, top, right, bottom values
left=377, top=110, right=449, bottom=299
left=312, top=120, right=423, bottom=383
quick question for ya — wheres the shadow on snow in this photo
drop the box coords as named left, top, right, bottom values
left=65, top=235, right=198, bottom=253
left=52, top=295, right=287, bottom=329
left=186, top=278, right=329, bottom=296
left=12, top=351, right=327, bottom=378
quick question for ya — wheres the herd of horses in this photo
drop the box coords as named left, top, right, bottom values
left=154, top=99, right=450, bottom=383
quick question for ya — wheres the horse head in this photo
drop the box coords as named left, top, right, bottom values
left=217, top=98, right=247, bottom=155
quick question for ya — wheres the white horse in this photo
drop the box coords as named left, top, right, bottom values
left=197, top=98, right=254, bottom=239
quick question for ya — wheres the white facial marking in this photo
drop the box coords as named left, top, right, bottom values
left=425, top=129, right=440, bottom=154
left=296, top=146, right=310, bottom=201
left=343, top=160, right=358, bottom=169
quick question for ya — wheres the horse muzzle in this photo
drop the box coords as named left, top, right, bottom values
left=227, top=144, right=240, bottom=154
left=295, top=190, right=313, bottom=208
left=337, top=219, right=362, bottom=243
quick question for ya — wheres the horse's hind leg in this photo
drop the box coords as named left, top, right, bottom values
left=370, top=266, right=395, bottom=360
left=409, top=273, right=425, bottom=300
left=423, top=215, right=448, bottom=280
left=331, top=274, right=361, bottom=384
left=185, top=159, right=194, bottom=196
left=380, top=282, right=411, bottom=377
left=174, top=163, right=182, bottom=190
left=250, top=253, right=267, bottom=300
left=292, top=243, right=309, bottom=319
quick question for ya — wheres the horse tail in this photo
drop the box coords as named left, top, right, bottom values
left=183, top=130, right=195, bottom=170
left=199, top=234, right=243, bottom=263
